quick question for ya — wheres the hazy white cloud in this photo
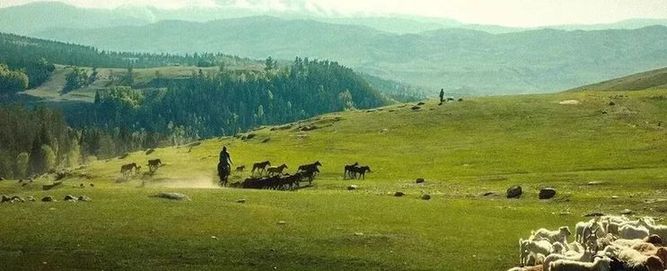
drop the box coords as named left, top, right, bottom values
left=2, top=0, right=667, bottom=26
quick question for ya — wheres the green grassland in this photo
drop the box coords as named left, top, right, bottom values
left=2, top=88, right=667, bottom=270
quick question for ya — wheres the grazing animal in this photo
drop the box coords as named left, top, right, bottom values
left=619, top=224, right=650, bottom=240
left=344, top=162, right=359, bottom=179
left=267, top=164, right=288, bottom=176
left=251, top=161, right=271, bottom=176
left=532, top=226, right=572, bottom=244
left=639, top=218, right=667, bottom=244
left=349, top=165, right=372, bottom=179
left=548, top=256, right=611, bottom=271
left=120, top=163, right=138, bottom=176
left=235, top=165, right=246, bottom=172
left=148, top=159, right=162, bottom=172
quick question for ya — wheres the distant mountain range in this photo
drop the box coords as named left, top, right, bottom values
left=3, top=2, right=667, bottom=95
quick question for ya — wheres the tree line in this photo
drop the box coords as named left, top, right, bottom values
left=0, top=32, right=254, bottom=93
left=68, top=57, right=388, bottom=140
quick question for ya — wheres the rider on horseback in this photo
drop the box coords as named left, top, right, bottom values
left=218, top=146, right=233, bottom=186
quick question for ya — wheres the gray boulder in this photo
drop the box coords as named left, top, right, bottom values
left=421, top=194, right=431, bottom=200
left=41, top=196, right=55, bottom=202
left=506, top=186, right=523, bottom=199
left=78, top=195, right=92, bottom=202
left=394, top=191, right=405, bottom=197
left=539, top=188, right=557, bottom=199
left=415, top=178, right=425, bottom=184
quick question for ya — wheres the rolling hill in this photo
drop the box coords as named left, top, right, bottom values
left=1, top=85, right=666, bottom=270
left=32, top=17, right=667, bottom=95
left=570, top=66, right=667, bottom=91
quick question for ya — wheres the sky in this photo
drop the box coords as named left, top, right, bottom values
left=1, top=0, right=667, bottom=27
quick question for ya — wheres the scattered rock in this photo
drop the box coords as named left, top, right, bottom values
left=236, top=199, right=246, bottom=203
left=354, top=232, right=364, bottom=236
left=90, top=183, right=95, bottom=187
left=261, top=138, right=271, bottom=143
left=145, top=149, right=155, bottom=155
left=609, top=101, right=616, bottom=106
left=394, top=191, right=405, bottom=197
left=415, top=178, right=425, bottom=184
left=506, top=185, right=523, bottom=199
left=11, top=196, right=25, bottom=202
left=277, top=221, right=286, bottom=225
left=41, top=196, right=56, bottom=202
left=620, top=209, right=633, bottom=215
left=421, top=194, right=431, bottom=200
left=1, top=195, right=10, bottom=203
left=482, top=192, right=497, bottom=197
left=347, top=185, right=358, bottom=191
left=458, top=98, right=464, bottom=102
left=417, top=102, right=425, bottom=106
left=211, top=236, right=218, bottom=240
left=611, top=196, right=619, bottom=200
left=80, top=183, right=85, bottom=188
left=539, top=188, right=557, bottom=200
left=245, top=133, right=257, bottom=140
left=152, top=192, right=190, bottom=201
left=411, top=106, right=421, bottom=110
left=78, top=195, right=92, bottom=202
left=64, top=195, right=77, bottom=202
left=587, top=181, right=606, bottom=186
left=26, top=196, right=35, bottom=202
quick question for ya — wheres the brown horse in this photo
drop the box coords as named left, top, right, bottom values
left=235, top=165, right=246, bottom=172
left=267, top=164, right=288, bottom=176
left=147, top=159, right=162, bottom=173
left=252, top=161, right=271, bottom=176
left=120, top=163, right=138, bottom=176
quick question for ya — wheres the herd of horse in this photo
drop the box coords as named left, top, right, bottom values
left=226, top=161, right=322, bottom=190
left=120, top=159, right=162, bottom=177
left=119, top=157, right=371, bottom=190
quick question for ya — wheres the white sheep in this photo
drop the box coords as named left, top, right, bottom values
left=548, top=256, right=611, bottom=271
left=526, top=252, right=546, bottom=266
left=615, top=247, right=665, bottom=271
left=543, top=250, right=595, bottom=271
left=532, top=226, right=572, bottom=243
left=619, top=224, right=650, bottom=240
left=639, top=217, right=667, bottom=244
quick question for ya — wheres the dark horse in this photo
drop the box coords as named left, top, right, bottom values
left=298, top=161, right=322, bottom=174
left=218, top=162, right=230, bottom=186
left=350, top=166, right=371, bottom=179
left=251, top=161, right=271, bottom=176
left=343, top=162, right=359, bottom=179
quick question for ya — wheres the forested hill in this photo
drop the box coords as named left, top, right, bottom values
left=0, top=32, right=253, bottom=92
left=0, top=34, right=393, bottom=179
left=68, top=58, right=389, bottom=140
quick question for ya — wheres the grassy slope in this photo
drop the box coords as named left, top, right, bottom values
left=1, top=89, right=667, bottom=270
left=570, top=67, right=667, bottom=92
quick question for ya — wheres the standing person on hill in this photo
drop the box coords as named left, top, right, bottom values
left=218, top=146, right=233, bottom=186
left=439, top=89, right=445, bottom=104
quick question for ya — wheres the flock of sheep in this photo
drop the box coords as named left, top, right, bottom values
left=510, top=215, right=667, bottom=271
